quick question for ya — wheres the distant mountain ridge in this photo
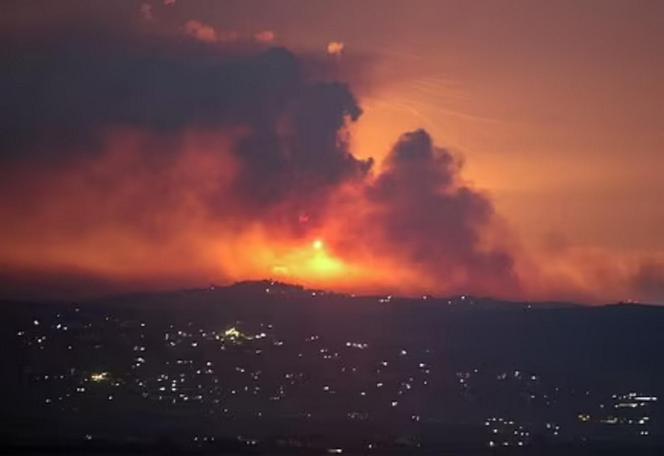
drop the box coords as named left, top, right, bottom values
left=3, top=278, right=662, bottom=309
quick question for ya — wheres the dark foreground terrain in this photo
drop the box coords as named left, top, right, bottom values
left=2, top=281, right=664, bottom=455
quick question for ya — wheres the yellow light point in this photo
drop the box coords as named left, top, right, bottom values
left=312, top=239, right=324, bottom=250
left=224, top=327, right=241, bottom=339
left=90, top=372, right=109, bottom=382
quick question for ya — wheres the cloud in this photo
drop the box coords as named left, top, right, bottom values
left=342, top=130, right=519, bottom=295
left=327, top=41, right=344, bottom=56
left=0, top=20, right=519, bottom=299
left=4, top=16, right=659, bottom=303
left=1, top=34, right=331, bottom=164
left=0, top=23, right=518, bottom=298
left=254, top=30, right=275, bottom=44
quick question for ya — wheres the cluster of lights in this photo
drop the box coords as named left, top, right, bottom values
left=90, top=372, right=109, bottom=383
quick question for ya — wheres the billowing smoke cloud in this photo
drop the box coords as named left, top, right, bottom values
left=0, top=23, right=378, bottom=295
left=0, top=21, right=515, bottom=298
left=355, top=130, right=518, bottom=294
left=1, top=29, right=371, bottom=222
left=2, top=34, right=291, bottom=155
left=1, top=13, right=659, bottom=303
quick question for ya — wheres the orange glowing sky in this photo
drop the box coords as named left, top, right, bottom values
left=0, top=0, right=663, bottom=303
